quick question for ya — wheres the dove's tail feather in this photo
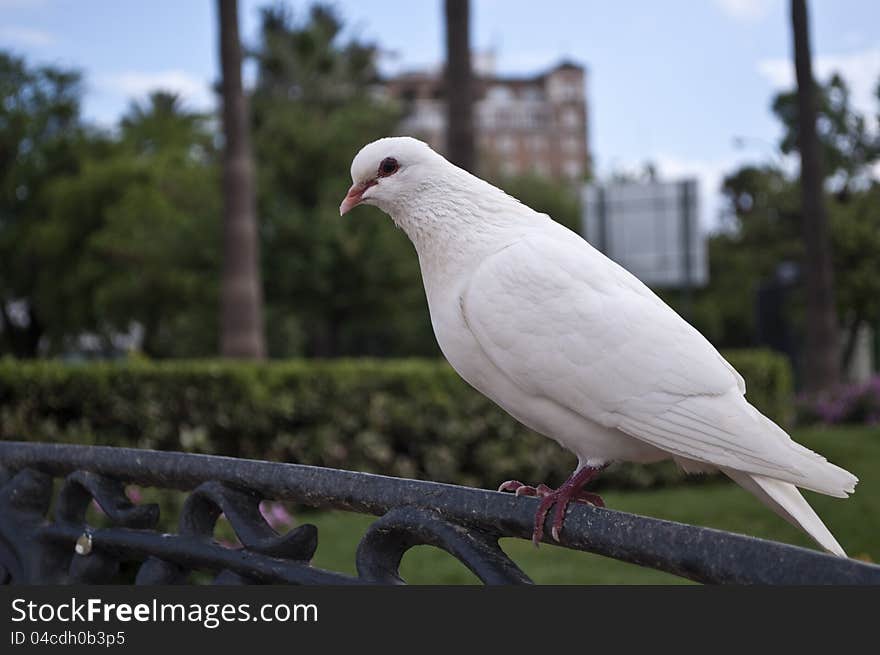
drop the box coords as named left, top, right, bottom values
left=722, top=467, right=847, bottom=557
left=748, top=406, right=858, bottom=498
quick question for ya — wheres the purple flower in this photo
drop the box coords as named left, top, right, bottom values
left=126, top=486, right=143, bottom=504
left=259, top=500, right=295, bottom=531
left=797, top=375, right=880, bottom=426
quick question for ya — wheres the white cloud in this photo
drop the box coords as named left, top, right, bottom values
left=97, top=70, right=214, bottom=110
left=756, top=47, right=880, bottom=118
left=715, top=0, right=778, bottom=22
left=0, top=25, right=54, bottom=47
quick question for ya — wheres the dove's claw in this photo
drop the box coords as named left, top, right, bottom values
left=497, top=465, right=607, bottom=545
left=497, top=480, right=544, bottom=497
left=497, top=481, right=567, bottom=498
left=576, top=491, right=606, bottom=508
left=533, top=493, right=557, bottom=545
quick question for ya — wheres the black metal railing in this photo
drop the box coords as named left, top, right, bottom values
left=1, top=441, right=878, bottom=584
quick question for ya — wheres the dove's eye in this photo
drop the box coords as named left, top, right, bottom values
left=378, top=157, right=399, bottom=177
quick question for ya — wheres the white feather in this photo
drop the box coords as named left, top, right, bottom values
left=722, top=468, right=846, bottom=556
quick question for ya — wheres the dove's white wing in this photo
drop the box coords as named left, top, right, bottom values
left=461, top=228, right=856, bottom=496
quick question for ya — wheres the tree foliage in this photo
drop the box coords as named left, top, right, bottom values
left=250, top=5, right=435, bottom=357
left=0, top=55, right=220, bottom=357
left=0, top=52, right=86, bottom=355
left=701, top=74, right=880, bottom=378
left=773, top=73, right=880, bottom=195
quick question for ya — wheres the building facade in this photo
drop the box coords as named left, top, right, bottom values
left=378, top=60, right=590, bottom=182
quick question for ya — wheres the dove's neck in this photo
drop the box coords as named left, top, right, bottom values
left=387, top=169, right=537, bottom=278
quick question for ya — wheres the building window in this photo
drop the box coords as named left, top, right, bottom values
left=477, top=103, right=496, bottom=129
left=563, top=135, right=581, bottom=154
left=564, top=159, right=582, bottom=179
left=562, top=108, right=580, bottom=128
left=561, top=81, right=582, bottom=101
left=547, top=74, right=583, bottom=102
left=517, top=109, right=536, bottom=128
left=529, top=135, right=547, bottom=152
left=497, top=135, right=516, bottom=154
left=488, top=85, right=513, bottom=101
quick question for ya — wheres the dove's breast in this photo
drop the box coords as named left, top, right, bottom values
left=422, top=273, right=668, bottom=467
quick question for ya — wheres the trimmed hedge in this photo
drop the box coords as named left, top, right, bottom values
left=0, top=351, right=792, bottom=490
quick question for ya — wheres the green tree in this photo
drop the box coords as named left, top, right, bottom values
left=120, top=91, right=213, bottom=157
left=692, top=166, right=801, bottom=348
left=774, top=66, right=880, bottom=376
left=707, top=70, right=880, bottom=378
left=251, top=5, right=435, bottom=357
left=33, top=91, right=221, bottom=357
left=0, top=57, right=221, bottom=358
left=773, top=73, right=879, bottom=197
left=830, top=187, right=880, bottom=369
left=0, top=52, right=86, bottom=356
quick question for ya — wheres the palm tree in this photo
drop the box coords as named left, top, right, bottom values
left=217, top=0, right=266, bottom=358
left=791, top=0, right=839, bottom=390
left=444, top=0, right=475, bottom=172
left=120, top=91, right=209, bottom=155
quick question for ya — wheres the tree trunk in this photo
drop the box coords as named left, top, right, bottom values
left=444, top=0, right=475, bottom=172
left=791, top=0, right=839, bottom=391
left=217, top=0, right=266, bottom=358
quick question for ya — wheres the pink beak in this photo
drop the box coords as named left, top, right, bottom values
left=339, top=181, right=375, bottom=215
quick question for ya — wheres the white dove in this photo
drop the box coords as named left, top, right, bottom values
left=340, top=136, right=857, bottom=557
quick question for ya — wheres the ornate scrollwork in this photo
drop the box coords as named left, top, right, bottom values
left=0, top=464, right=527, bottom=584
left=1, top=441, right=879, bottom=585
left=356, top=507, right=530, bottom=584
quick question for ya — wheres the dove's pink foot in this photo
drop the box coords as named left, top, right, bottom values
left=498, top=465, right=606, bottom=545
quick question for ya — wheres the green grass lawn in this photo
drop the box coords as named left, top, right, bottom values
left=303, top=426, right=879, bottom=584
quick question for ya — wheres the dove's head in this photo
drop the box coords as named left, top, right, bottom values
left=340, top=136, right=446, bottom=216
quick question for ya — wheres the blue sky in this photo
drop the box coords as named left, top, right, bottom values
left=1, top=0, right=878, bottom=229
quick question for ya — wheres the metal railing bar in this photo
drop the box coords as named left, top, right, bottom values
left=2, top=441, right=879, bottom=584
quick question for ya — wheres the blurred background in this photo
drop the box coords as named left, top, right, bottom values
left=0, top=0, right=878, bottom=583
